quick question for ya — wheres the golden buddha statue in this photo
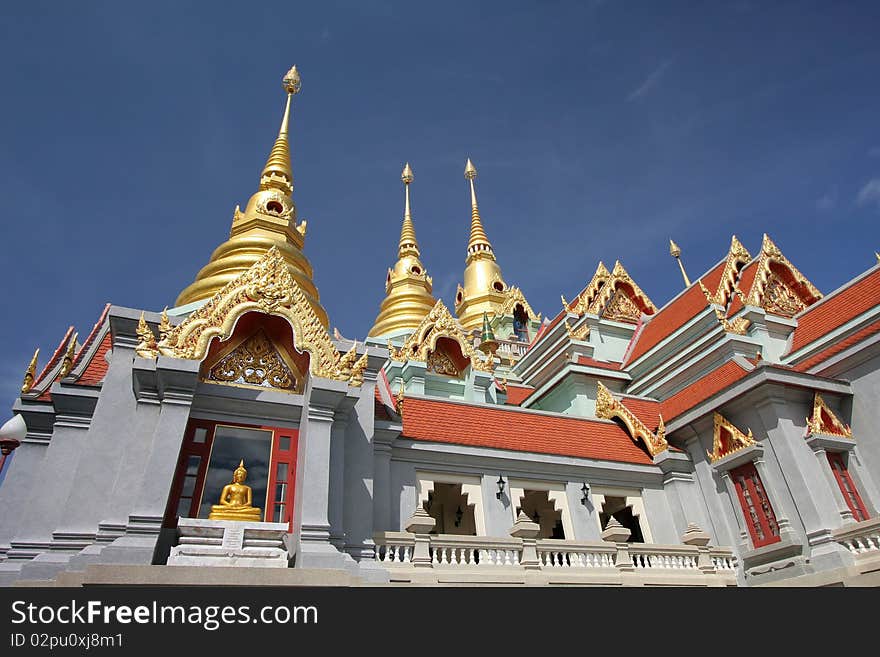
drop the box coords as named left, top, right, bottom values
left=208, top=460, right=263, bottom=522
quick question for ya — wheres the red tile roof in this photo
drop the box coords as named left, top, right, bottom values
left=660, top=359, right=753, bottom=420
left=71, top=303, right=111, bottom=371
left=788, top=268, right=880, bottom=355
left=793, top=319, right=880, bottom=372
left=617, top=396, right=662, bottom=431
left=401, top=396, right=653, bottom=465
left=624, top=261, right=726, bottom=365
left=77, top=332, right=112, bottom=386
left=504, top=384, right=535, bottom=405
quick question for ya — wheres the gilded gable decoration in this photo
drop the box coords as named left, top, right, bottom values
left=205, top=329, right=302, bottom=393
left=495, top=286, right=541, bottom=322
left=699, top=282, right=751, bottom=335
left=743, top=234, right=821, bottom=316
left=157, top=247, right=364, bottom=385
left=387, top=299, right=494, bottom=373
left=712, top=236, right=752, bottom=307
left=805, top=393, right=852, bottom=438
left=564, top=261, right=656, bottom=323
left=595, top=381, right=668, bottom=457
left=708, top=412, right=756, bottom=463
left=563, top=262, right=611, bottom=315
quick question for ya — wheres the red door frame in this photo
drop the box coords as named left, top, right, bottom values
left=731, top=462, right=781, bottom=548
left=164, top=419, right=299, bottom=530
left=827, top=452, right=869, bottom=522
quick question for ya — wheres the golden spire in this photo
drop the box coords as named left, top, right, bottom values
left=21, top=348, right=39, bottom=394
left=669, top=239, right=691, bottom=287
left=174, top=66, right=328, bottom=328
left=455, top=158, right=509, bottom=332
left=398, top=162, right=418, bottom=257
left=259, top=66, right=300, bottom=194
left=464, top=158, right=495, bottom=262
left=368, top=163, right=437, bottom=338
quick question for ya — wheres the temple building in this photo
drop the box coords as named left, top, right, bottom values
left=1, top=67, right=879, bottom=587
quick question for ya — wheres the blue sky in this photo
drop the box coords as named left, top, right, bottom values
left=0, top=1, right=879, bottom=412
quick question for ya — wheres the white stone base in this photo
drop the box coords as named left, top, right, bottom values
left=167, top=518, right=290, bottom=568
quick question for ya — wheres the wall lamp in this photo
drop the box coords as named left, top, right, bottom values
left=496, top=475, right=506, bottom=500
left=580, top=482, right=591, bottom=506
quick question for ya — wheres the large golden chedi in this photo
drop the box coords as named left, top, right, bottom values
left=368, top=163, right=438, bottom=338
left=175, top=66, right=329, bottom=328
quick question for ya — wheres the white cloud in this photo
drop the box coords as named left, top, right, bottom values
left=816, top=185, right=837, bottom=211
left=627, top=60, right=673, bottom=102
left=856, top=178, right=880, bottom=209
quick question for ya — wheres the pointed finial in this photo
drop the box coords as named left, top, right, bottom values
left=59, top=332, right=78, bottom=378
left=260, top=66, right=300, bottom=194
left=463, top=158, right=493, bottom=261
left=464, top=158, right=477, bottom=180
left=669, top=238, right=691, bottom=287
left=398, top=163, right=419, bottom=258
left=21, top=348, right=39, bottom=394
left=282, top=65, right=302, bottom=95
left=876, top=251, right=880, bottom=264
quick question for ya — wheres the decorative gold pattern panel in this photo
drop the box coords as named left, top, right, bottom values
left=763, top=272, right=806, bottom=317
left=602, top=288, right=642, bottom=323
left=206, top=330, right=299, bottom=392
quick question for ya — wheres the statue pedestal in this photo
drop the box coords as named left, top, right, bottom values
left=167, top=518, right=290, bottom=568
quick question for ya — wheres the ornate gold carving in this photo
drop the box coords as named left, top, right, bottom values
left=595, top=381, right=668, bottom=457
left=496, top=286, right=540, bottom=322
left=207, top=330, right=297, bottom=391
left=389, top=300, right=494, bottom=372
left=159, top=247, right=363, bottom=385
left=396, top=381, right=405, bottom=414
left=59, top=332, right=78, bottom=378
left=699, top=282, right=751, bottom=335
left=159, top=307, right=172, bottom=343
left=565, top=262, right=611, bottom=315
left=349, top=352, right=369, bottom=387
left=136, top=312, right=158, bottom=359
left=564, top=320, right=590, bottom=341
left=806, top=393, right=852, bottom=438
left=21, top=348, right=38, bottom=394
left=427, top=349, right=462, bottom=377
left=763, top=272, right=806, bottom=317
left=713, top=235, right=752, bottom=307
left=743, top=234, right=821, bottom=312
left=567, top=261, right=656, bottom=322
left=602, top=288, right=642, bottom=323
left=708, top=412, right=756, bottom=463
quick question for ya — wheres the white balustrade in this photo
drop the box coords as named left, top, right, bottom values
left=833, top=518, right=880, bottom=557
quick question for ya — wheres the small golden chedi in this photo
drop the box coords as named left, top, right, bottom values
left=208, top=459, right=263, bottom=522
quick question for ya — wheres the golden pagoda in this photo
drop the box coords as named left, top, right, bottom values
left=175, top=65, right=328, bottom=328
left=368, top=163, right=437, bottom=338
left=454, top=158, right=509, bottom=332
